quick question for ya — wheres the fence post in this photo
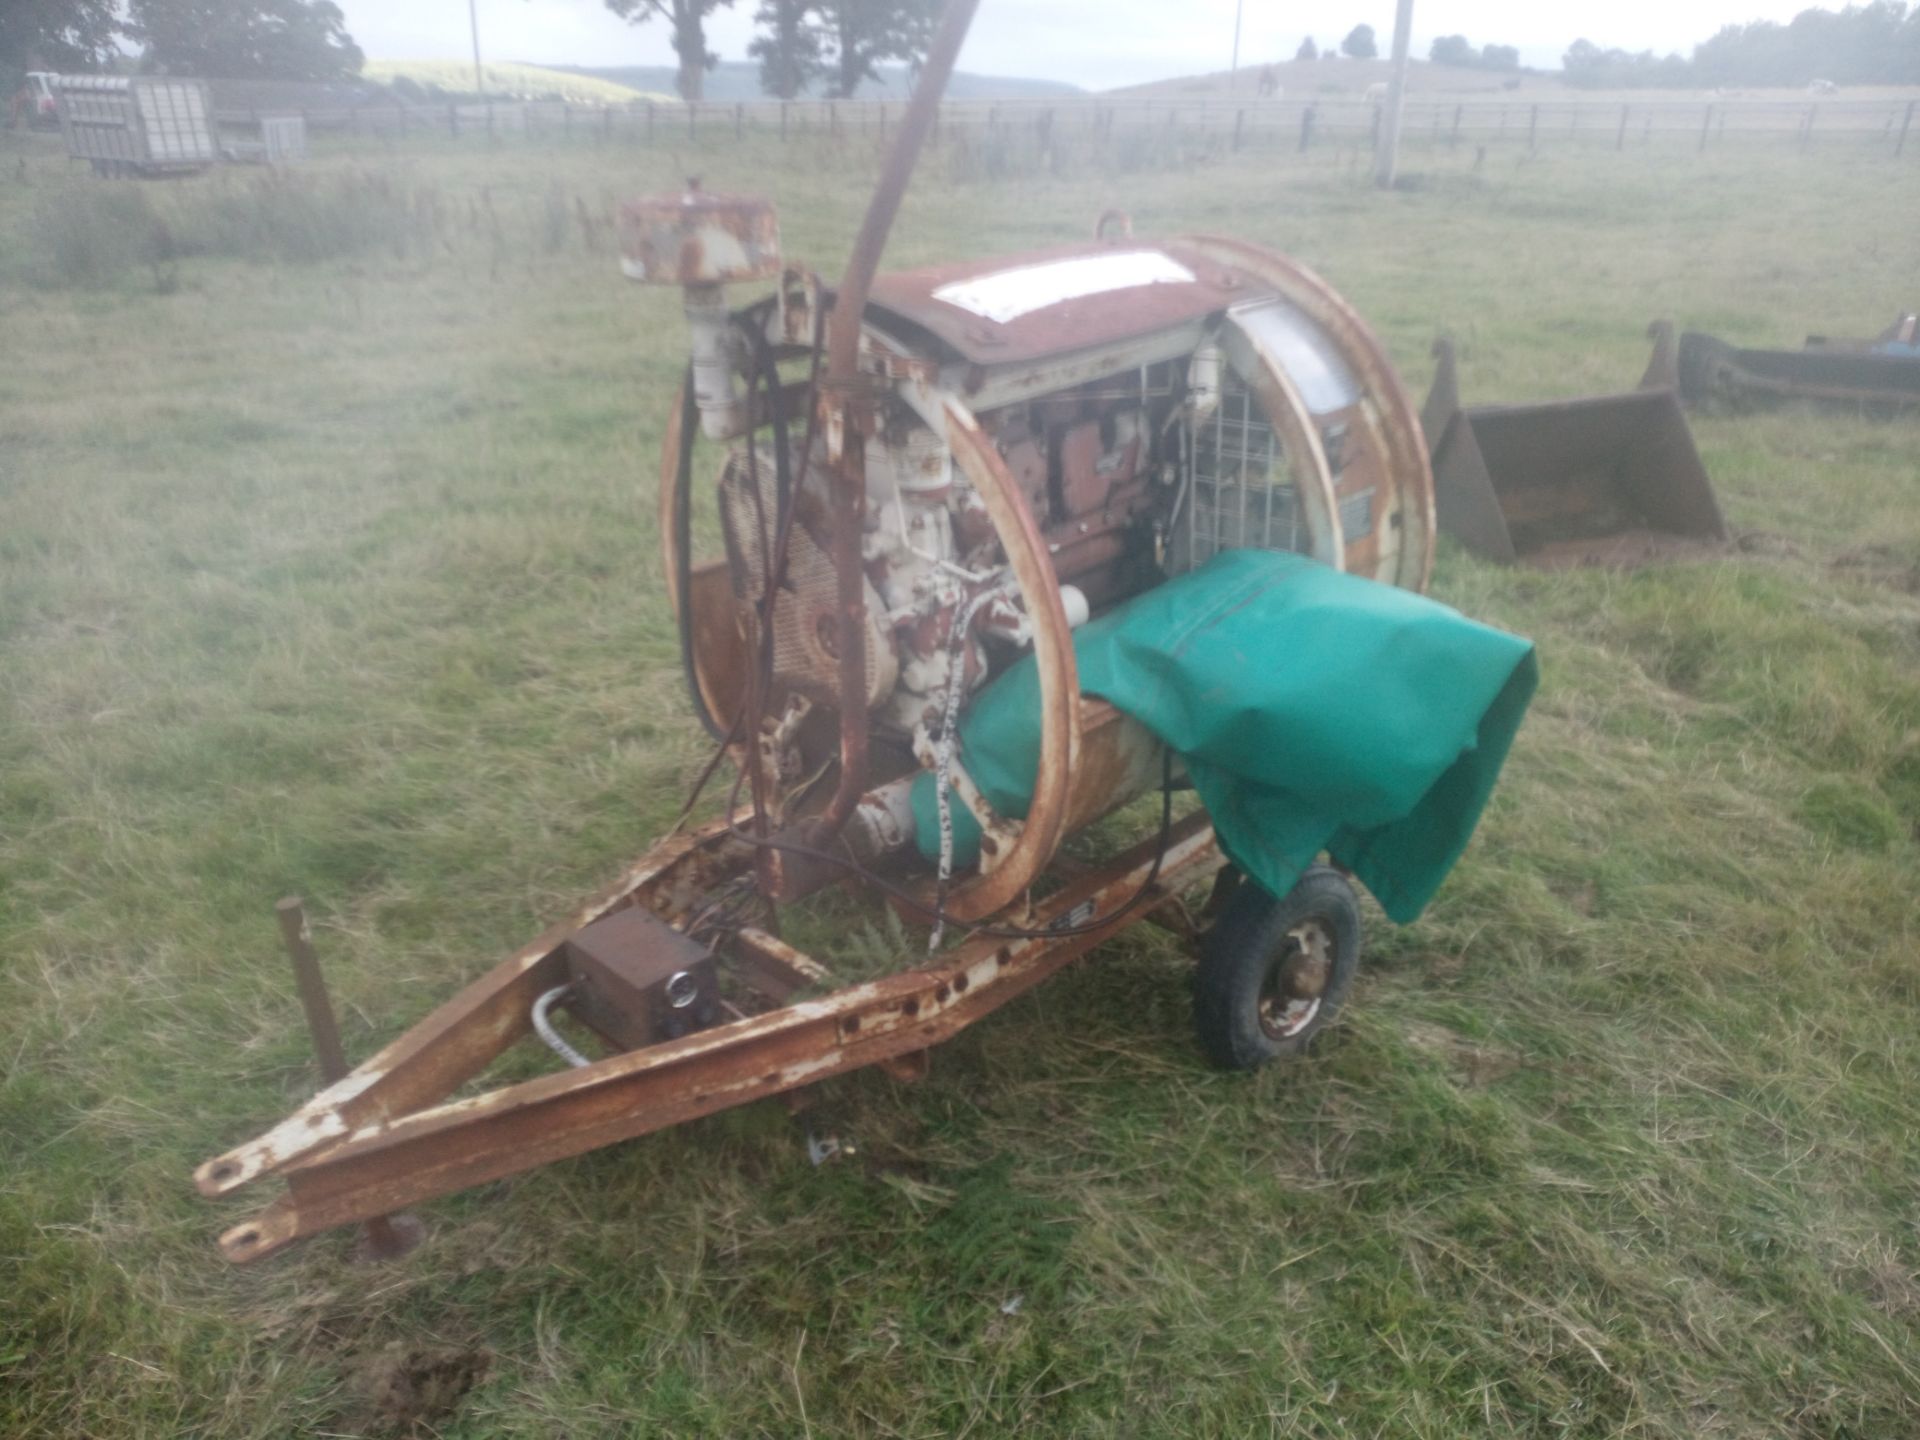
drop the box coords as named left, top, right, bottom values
left=1899, top=99, right=1915, bottom=157
left=1802, top=103, right=1816, bottom=148
left=1451, top=103, right=1463, bottom=146
left=1233, top=108, right=1245, bottom=152
left=1698, top=104, right=1712, bottom=152
left=1528, top=103, right=1539, bottom=151
left=1617, top=104, right=1629, bottom=151
left=1299, top=103, right=1316, bottom=153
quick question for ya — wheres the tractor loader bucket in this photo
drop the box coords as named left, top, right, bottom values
left=1677, top=312, right=1920, bottom=411
left=1421, top=324, right=1729, bottom=568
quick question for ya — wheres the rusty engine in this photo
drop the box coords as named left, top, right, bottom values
left=628, top=185, right=1435, bottom=919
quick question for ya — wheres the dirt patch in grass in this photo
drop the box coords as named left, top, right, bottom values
left=1832, top=543, right=1920, bottom=595
left=1403, top=1021, right=1524, bottom=1087
left=338, top=1341, right=490, bottom=1437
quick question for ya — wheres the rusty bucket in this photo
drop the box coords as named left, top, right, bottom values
left=1421, top=324, right=1729, bottom=568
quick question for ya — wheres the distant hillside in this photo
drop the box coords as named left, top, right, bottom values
left=1110, top=57, right=1550, bottom=99
left=558, top=60, right=1081, bottom=103
left=364, top=60, right=671, bottom=104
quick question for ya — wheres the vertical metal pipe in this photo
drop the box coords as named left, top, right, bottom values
left=810, top=0, right=983, bottom=847
left=468, top=0, right=484, bottom=99
left=274, top=898, right=420, bottom=1260
left=277, top=897, right=347, bottom=1081
left=1374, top=0, right=1415, bottom=188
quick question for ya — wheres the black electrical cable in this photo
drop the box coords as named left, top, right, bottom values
left=673, top=295, right=824, bottom=822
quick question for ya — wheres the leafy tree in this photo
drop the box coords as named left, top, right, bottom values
left=1562, top=37, right=1691, bottom=88
left=750, top=0, right=822, bottom=97
left=2, top=0, right=120, bottom=88
left=814, top=0, right=937, bottom=99
left=603, top=0, right=737, bottom=101
left=1341, top=23, right=1376, bottom=59
left=1429, top=33, right=1521, bottom=71
left=1693, top=2, right=1920, bottom=86
left=1295, top=35, right=1317, bottom=61
left=1563, top=4, right=1920, bottom=89
left=128, top=0, right=362, bottom=80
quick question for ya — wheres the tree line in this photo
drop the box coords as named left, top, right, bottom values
left=606, top=0, right=942, bottom=101
left=1566, top=1, right=1920, bottom=88
left=2, top=0, right=363, bottom=87
left=2, top=0, right=942, bottom=105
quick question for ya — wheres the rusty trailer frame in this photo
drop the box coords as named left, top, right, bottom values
left=198, top=812, right=1224, bottom=1263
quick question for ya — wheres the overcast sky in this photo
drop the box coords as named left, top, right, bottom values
left=339, top=1, right=1824, bottom=89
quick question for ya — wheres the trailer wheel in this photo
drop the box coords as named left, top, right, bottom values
left=1192, top=866, right=1360, bottom=1071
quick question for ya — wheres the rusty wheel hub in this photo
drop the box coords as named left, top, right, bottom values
left=1257, top=919, right=1335, bottom=1040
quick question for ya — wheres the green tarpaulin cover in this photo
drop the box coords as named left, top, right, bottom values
left=911, top=548, right=1538, bottom=924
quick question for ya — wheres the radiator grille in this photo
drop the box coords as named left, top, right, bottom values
left=717, top=450, right=895, bottom=710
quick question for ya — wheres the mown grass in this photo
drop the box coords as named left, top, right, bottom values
left=1, top=121, right=1918, bottom=1437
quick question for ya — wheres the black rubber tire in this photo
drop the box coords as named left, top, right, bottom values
left=1192, top=865, right=1362, bottom=1071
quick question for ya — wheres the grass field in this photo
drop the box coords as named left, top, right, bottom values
left=2, top=121, right=1919, bottom=1438
left=361, top=61, right=670, bottom=105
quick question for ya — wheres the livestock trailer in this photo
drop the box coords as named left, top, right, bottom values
left=55, top=75, right=216, bottom=177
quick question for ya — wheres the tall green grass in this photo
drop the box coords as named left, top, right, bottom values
left=1, top=122, right=1918, bottom=1437
left=20, top=170, right=450, bottom=287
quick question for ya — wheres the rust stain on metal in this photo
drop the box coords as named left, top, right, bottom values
left=213, top=817, right=1221, bottom=1262
left=867, top=241, right=1262, bottom=367
left=619, top=182, right=781, bottom=287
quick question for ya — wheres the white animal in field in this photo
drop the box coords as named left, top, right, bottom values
left=1808, top=78, right=1838, bottom=95
left=1363, top=81, right=1388, bottom=104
